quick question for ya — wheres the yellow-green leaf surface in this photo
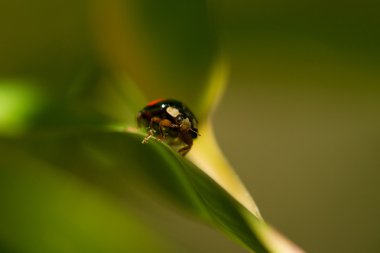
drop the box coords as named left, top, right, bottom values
left=1, top=129, right=302, bottom=253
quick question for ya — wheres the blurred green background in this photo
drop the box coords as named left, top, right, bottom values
left=1, top=0, right=379, bottom=252
left=214, top=2, right=380, bottom=253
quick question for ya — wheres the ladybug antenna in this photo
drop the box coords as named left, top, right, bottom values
left=190, top=128, right=201, bottom=136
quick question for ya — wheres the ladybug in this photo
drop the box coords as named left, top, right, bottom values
left=137, top=99, right=199, bottom=156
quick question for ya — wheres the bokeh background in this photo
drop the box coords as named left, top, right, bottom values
left=1, top=0, right=379, bottom=252
left=213, top=2, right=380, bottom=252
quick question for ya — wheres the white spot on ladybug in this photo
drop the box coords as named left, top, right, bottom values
left=180, top=118, right=191, bottom=130
left=166, top=106, right=180, bottom=118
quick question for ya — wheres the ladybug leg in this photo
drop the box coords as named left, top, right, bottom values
left=142, top=129, right=154, bottom=144
left=178, top=133, right=193, bottom=156
left=149, top=116, right=161, bottom=129
left=142, top=117, right=161, bottom=143
left=158, top=119, right=179, bottom=140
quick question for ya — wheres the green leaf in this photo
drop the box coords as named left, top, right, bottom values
left=1, top=130, right=303, bottom=253
left=0, top=141, right=173, bottom=253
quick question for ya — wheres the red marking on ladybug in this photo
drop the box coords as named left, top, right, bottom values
left=137, top=99, right=199, bottom=156
left=147, top=98, right=165, bottom=107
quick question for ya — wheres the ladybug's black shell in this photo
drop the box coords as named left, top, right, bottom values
left=137, top=99, right=198, bottom=139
